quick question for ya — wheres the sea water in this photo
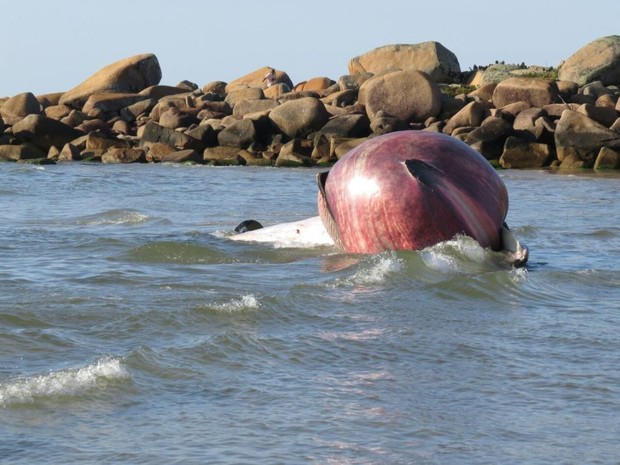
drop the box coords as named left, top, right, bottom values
left=1, top=163, right=619, bottom=465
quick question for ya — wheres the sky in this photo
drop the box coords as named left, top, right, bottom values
left=1, top=0, right=619, bottom=97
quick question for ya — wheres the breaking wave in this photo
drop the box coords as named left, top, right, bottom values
left=0, top=357, right=130, bottom=407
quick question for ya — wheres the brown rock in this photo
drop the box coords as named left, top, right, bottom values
left=554, top=110, right=620, bottom=166
left=112, top=119, right=132, bottom=135
left=225, top=87, right=265, bottom=107
left=499, top=136, right=551, bottom=168
left=203, top=146, right=245, bottom=165
left=577, top=103, right=618, bottom=128
left=85, top=132, right=126, bottom=151
left=465, top=116, right=514, bottom=159
left=37, top=92, right=64, bottom=107
left=202, top=81, right=227, bottom=94
left=0, top=92, right=42, bottom=123
left=59, top=53, right=162, bottom=109
left=513, top=107, right=546, bottom=141
left=492, top=77, right=560, bottom=108
left=82, top=93, right=148, bottom=115
left=225, top=67, right=293, bottom=93
left=76, top=119, right=111, bottom=135
left=11, top=114, right=84, bottom=151
left=558, top=35, right=620, bottom=86
left=159, top=107, right=199, bottom=129
left=61, top=109, right=88, bottom=127
left=102, top=147, right=147, bottom=163
left=264, top=84, right=291, bottom=99
left=58, top=143, right=82, bottom=161
left=0, top=143, right=46, bottom=161
left=359, top=70, right=442, bottom=123
left=44, top=104, right=73, bottom=120
left=316, top=114, right=370, bottom=139
left=348, top=42, right=460, bottom=83
left=320, top=89, right=357, bottom=108
left=232, top=99, right=279, bottom=118
left=542, top=103, right=581, bottom=118
left=296, top=77, right=335, bottom=92
left=557, top=80, right=579, bottom=99
left=275, top=139, right=314, bottom=167
left=217, top=119, right=258, bottom=148
left=443, top=101, right=491, bottom=135
left=468, top=83, right=497, bottom=102
left=139, top=121, right=203, bottom=151
left=268, top=97, right=330, bottom=138
left=160, top=149, right=202, bottom=164
left=498, top=101, right=532, bottom=119
left=145, top=142, right=176, bottom=162
left=595, top=93, right=618, bottom=109
left=594, top=146, right=620, bottom=169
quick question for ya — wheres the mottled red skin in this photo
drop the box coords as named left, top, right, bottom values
left=318, top=131, right=509, bottom=254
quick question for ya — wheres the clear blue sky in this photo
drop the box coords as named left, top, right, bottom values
left=2, top=0, right=618, bottom=97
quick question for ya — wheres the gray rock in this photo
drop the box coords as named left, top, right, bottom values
left=559, top=35, right=620, bottom=86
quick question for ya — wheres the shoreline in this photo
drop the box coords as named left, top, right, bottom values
left=1, top=37, right=619, bottom=171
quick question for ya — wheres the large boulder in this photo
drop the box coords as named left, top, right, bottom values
left=559, top=36, right=620, bottom=86
left=268, top=97, right=330, bottom=138
left=554, top=110, right=620, bottom=166
left=316, top=114, right=370, bottom=139
left=102, top=147, right=147, bottom=164
left=0, top=143, right=46, bottom=161
left=139, top=121, right=203, bottom=151
left=492, top=78, right=560, bottom=108
left=217, top=118, right=258, bottom=148
left=59, top=53, right=162, bottom=109
left=82, top=93, right=149, bottom=115
left=348, top=42, right=460, bottom=83
left=499, top=136, right=551, bottom=168
left=359, top=70, right=442, bottom=123
left=11, top=114, right=84, bottom=151
left=465, top=116, right=514, bottom=159
left=442, top=101, right=491, bottom=135
left=225, top=67, right=293, bottom=93
left=0, top=92, right=42, bottom=123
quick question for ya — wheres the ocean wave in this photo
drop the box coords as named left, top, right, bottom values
left=337, top=252, right=404, bottom=287
left=0, top=357, right=130, bottom=407
left=75, top=209, right=152, bottom=227
left=199, top=294, right=261, bottom=313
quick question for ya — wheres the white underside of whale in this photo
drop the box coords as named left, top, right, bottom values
left=229, top=216, right=334, bottom=248
left=229, top=215, right=529, bottom=266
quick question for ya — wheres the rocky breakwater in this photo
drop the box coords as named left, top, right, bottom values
left=1, top=37, right=620, bottom=170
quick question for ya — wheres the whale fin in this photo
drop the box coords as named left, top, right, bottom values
left=317, top=171, right=345, bottom=250
left=404, top=159, right=443, bottom=189
left=500, top=222, right=529, bottom=267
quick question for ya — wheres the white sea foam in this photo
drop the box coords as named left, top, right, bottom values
left=0, top=357, right=129, bottom=407
left=420, top=236, right=487, bottom=272
left=212, top=294, right=261, bottom=312
left=347, top=253, right=403, bottom=285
